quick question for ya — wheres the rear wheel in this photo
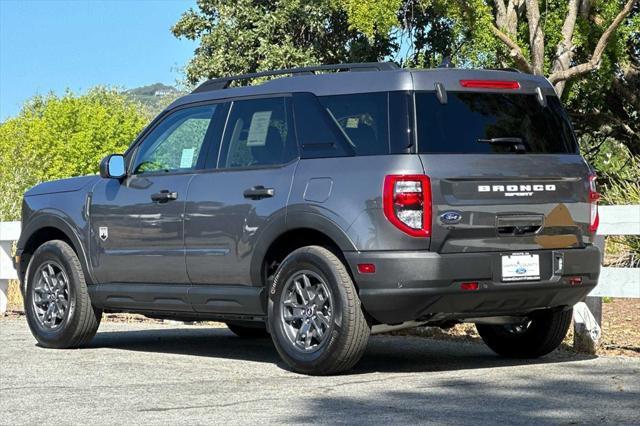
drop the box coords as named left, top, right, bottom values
left=476, top=308, right=572, bottom=358
left=268, top=246, right=370, bottom=375
left=226, top=322, right=269, bottom=338
left=24, top=240, right=101, bottom=348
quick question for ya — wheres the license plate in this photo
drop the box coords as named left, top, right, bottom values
left=501, top=253, right=540, bottom=282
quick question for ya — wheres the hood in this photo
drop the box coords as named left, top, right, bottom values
left=25, top=175, right=100, bottom=197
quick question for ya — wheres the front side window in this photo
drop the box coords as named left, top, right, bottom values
left=133, top=105, right=216, bottom=174
left=219, top=97, right=297, bottom=168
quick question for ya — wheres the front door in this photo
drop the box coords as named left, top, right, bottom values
left=90, top=104, right=218, bottom=285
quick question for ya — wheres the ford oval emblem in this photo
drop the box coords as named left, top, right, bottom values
left=440, top=211, right=462, bottom=224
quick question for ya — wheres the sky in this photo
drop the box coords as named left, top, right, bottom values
left=0, top=0, right=198, bottom=120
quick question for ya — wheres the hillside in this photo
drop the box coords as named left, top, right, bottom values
left=126, top=83, right=182, bottom=115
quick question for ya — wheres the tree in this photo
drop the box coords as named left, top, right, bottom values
left=342, top=0, right=640, bottom=164
left=344, top=0, right=637, bottom=94
left=0, top=88, right=148, bottom=220
left=171, top=0, right=395, bottom=84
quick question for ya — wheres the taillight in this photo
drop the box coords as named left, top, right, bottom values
left=459, top=80, right=520, bottom=89
left=383, top=174, right=431, bottom=237
left=588, top=173, right=600, bottom=233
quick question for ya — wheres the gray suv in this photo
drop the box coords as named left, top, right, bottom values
left=15, top=62, right=601, bottom=375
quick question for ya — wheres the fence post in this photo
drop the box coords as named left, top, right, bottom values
left=0, top=222, right=21, bottom=315
left=587, top=235, right=605, bottom=326
left=0, top=280, right=7, bottom=315
left=573, top=235, right=605, bottom=353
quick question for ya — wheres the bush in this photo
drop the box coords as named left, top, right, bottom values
left=0, top=88, right=148, bottom=221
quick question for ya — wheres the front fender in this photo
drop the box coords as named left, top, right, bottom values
left=18, top=211, right=94, bottom=287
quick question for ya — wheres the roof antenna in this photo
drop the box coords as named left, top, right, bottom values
left=438, top=56, right=454, bottom=68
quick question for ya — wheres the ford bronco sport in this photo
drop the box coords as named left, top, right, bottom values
left=15, top=62, right=601, bottom=375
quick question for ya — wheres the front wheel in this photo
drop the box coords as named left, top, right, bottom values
left=24, top=240, right=101, bottom=348
left=476, top=308, right=573, bottom=358
left=268, top=246, right=370, bottom=375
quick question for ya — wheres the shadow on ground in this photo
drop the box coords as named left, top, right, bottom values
left=285, top=374, right=639, bottom=424
left=86, top=326, right=597, bottom=375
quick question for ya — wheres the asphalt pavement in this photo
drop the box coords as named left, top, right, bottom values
left=1, top=318, right=638, bottom=425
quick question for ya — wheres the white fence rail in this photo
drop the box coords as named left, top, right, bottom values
left=1, top=206, right=639, bottom=313
left=591, top=205, right=640, bottom=298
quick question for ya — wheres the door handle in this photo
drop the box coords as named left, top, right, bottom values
left=243, top=186, right=275, bottom=200
left=151, top=189, right=178, bottom=203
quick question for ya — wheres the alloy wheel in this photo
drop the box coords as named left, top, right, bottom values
left=279, top=270, right=333, bottom=353
left=31, top=261, right=70, bottom=330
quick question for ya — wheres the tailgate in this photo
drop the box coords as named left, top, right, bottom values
left=421, top=154, right=592, bottom=253
left=414, top=89, right=593, bottom=254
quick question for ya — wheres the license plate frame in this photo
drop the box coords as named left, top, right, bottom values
left=501, top=253, right=540, bottom=282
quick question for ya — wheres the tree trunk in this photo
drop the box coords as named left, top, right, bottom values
left=525, top=0, right=545, bottom=75
left=551, top=0, right=581, bottom=97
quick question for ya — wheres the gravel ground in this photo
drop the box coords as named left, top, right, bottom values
left=1, top=318, right=638, bottom=425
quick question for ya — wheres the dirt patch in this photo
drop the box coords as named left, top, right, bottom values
left=600, top=298, right=640, bottom=356
left=2, top=309, right=226, bottom=328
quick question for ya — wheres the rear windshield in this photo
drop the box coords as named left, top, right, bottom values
left=416, top=92, right=578, bottom=154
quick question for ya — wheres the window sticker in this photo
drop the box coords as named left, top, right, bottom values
left=246, top=111, right=272, bottom=146
left=346, top=117, right=359, bottom=128
left=179, top=148, right=195, bottom=168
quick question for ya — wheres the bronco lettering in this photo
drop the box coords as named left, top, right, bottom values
left=478, top=184, right=556, bottom=197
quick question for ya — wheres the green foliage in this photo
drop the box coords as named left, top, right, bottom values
left=0, top=88, right=148, bottom=220
left=342, top=0, right=402, bottom=37
left=171, top=0, right=394, bottom=84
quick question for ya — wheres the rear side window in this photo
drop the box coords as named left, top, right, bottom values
left=319, top=93, right=389, bottom=156
left=293, top=93, right=354, bottom=159
left=416, top=92, right=578, bottom=154
left=219, top=97, right=297, bottom=168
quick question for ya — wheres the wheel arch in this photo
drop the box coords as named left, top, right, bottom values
left=251, top=213, right=357, bottom=288
left=18, top=215, right=93, bottom=295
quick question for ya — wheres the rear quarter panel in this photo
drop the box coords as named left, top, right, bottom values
left=289, top=155, right=429, bottom=251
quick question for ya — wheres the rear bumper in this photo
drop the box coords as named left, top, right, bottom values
left=345, top=246, right=601, bottom=324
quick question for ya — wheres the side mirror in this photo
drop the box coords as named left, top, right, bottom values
left=99, top=154, right=126, bottom=179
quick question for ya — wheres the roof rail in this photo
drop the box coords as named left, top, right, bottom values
left=191, top=62, right=400, bottom=94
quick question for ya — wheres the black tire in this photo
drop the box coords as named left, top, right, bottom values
left=24, top=240, right=101, bottom=348
left=226, top=322, right=270, bottom=338
left=476, top=308, right=573, bottom=358
left=268, top=246, right=370, bottom=375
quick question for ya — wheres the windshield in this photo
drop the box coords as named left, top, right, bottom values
left=416, top=92, right=578, bottom=154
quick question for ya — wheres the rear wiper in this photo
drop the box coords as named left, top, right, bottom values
left=477, top=137, right=527, bottom=152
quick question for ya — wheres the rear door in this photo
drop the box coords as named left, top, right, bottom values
left=184, top=95, right=298, bottom=312
left=415, top=90, right=592, bottom=254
